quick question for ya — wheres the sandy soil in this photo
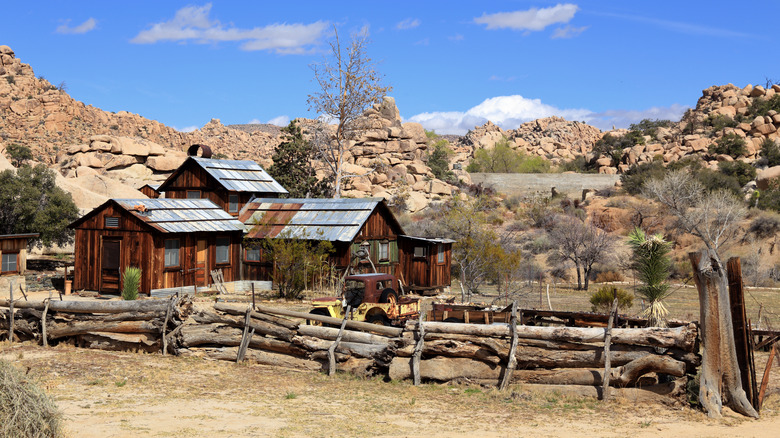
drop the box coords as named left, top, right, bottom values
left=1, top=341, right=778, bottom=438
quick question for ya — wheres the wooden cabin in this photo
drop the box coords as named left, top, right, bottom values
left=398, top=236, right=454, bottom=292
left=69, top=199, right=244, bottom=296
left=156, top=155, right=287, bottom=216
left=238, top=198, right=452, bottom=292
left=0, top=233, right=38, bottom=276
left=138, top=183, right=161, bottom=199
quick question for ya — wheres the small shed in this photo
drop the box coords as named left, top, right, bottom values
left=398, top=236, right=454, bottom=292
left=239, top=197, right=404, bottom=281
left=0, top=233, right=39, bottom=276
left=157, top=156, right=287, bottom=216
left=138, top=183, right=161, bottom=199
left=69, top=199, right=244, bottom=295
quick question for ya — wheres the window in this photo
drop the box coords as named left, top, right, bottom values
left=437, top=244, right=445, bottom=263
left=105, top=217, right=120, bottom=228
left=1, top=253, right=18, bottom=273
left=245, top=246, right=260, bottom=262
left=164, top=239, right=180, bottom=267
left=379, top=242, right=389, bottom=261
left=216, top=237, right=230, bottom=264
left=413, top=246, right=427, bottom=258
left=186, top=190, right=201, bottom=199
left=228, top=194, right=239, bottom=213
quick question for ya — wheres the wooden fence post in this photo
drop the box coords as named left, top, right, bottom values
left=41, top=294, right=51, bottom=347
left=236, top=306, right=255, bottom=363
left=499, top=301, right=518, bottom=390
left=8, top=280, right=14, bottom=342
left=412, top=310, right=427, bottom=386
left=161, top=297, right=174, bottom=356
left=328, top=305, right=351, bottom=376
left=601, top=297, right=619, bottom=401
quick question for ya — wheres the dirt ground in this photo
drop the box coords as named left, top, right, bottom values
left=1, top=339, right=779, bottom=438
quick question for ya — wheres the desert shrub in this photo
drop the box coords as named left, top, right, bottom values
left=704, top=114, right=737, bottom=132
left=589, top=285, right=633, bottom=313
left=593, top=270, right=625, bottom=283
left=709, top=133, right=747, bottom=158
left=717, top=160, right=757, bottom=187
left=558, top=156, right=595, bottom=173
left=4, top=76, right=14, bottom=85
left=525, top=234, right=552, bottom=255
left=759, top=138, right=780, bottom=167
left=426, top=139, right=456, bottom=183
left=549, top=265, right=571, bottom=282
left=621, top=161, right=667, bottom=195
left=757, top=181, right=780, bottom=212
left=466, top=137, right=550, bottom=173
left=503, top=195, right=523, bottom=211
left=0, top=360, right=62, bottom=438
left=747, top=94, right=780, bottom=117
left=748, top=211, right=780, bottom=238
left=5, top=143, right=33, bottom=168
left=695, top=168, right=742, bottom=196
left=629, top=119, right=674, bottom=140
left=122, top=267, right=141, bottom=300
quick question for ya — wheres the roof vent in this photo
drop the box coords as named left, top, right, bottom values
left=187, top=144, right=213, bottom=158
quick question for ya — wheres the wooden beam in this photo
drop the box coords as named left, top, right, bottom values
left=601, top=297, right=619, bottom=401
left=499, top=302, right=518, bottom=391
left=758, top=343, right=776, bottom=411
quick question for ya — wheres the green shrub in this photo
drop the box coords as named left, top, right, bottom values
left=748, top=211, right=780, bottom=238
left=467, top=137, right=551, bottom=173
left=704, top=114, right=737, bottom=132
left=759, top=138, right=780, bottom=167
left=747, top=94, right=780, bottom=117
left=695, top=168, right=742, bottom=196
left=709, top=133, right=747, bottom=158
left=122, top=267, right=141, bottom=300
left=620, top=161, right=667, bottom=195
left=4, top=76, right=14, bottom=85
left=0, top=359, right=62, bottom=438
left=589, top=285, right=633, bottom=313
left=426, top=139, right=455, bottom=183
left=717, top=160, right=757, bottom=187
left=629, top=119, right=673, bottom=140
left=757, top=180, right=780, bottom=212
left=5, top=143, right=33, bottom=168
left=558, top=156, right=595, bottom=173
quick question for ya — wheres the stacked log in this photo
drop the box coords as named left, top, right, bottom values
left=0, top=297, right=191, bottom=352
left=171, top=303, right=406, bottom=376
left=389, top=321, right=700, bottom=391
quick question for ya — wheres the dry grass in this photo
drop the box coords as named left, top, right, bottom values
left=0, top=357, right=62, bottom=438
left=1, top=339, right=779, bottom=437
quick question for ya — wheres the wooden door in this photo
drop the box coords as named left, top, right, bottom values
left=195, top=239, right=207, bottom=286
left=410, top=256, right=429, bottom=287
left=100, top=239, right=121, bottom=293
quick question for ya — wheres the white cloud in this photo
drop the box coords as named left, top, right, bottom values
left=551, top=24, right=588, bottom=39
left=177, top=125, right=200, bottom=133
left=267, top=116, right=290, bottom=126
left=408, top=95, right=688, bottom=135
left=449, top=34, right=464, bottom=41
left=131, top=3, right=328, bottom=54
left=56, top=18, right=97, bottom=35
left=396, top=18, right=421, bottom=30
left=475, top=4, right=579, bottom=32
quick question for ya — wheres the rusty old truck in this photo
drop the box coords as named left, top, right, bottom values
left=309, top=273, right=420, bottom=326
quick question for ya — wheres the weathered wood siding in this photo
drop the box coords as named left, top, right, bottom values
left=398, top=239, right=452, bottom=290
left=0, top=236, right=33, bottom=275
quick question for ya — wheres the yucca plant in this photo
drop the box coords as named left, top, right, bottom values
left=627, top=227, right=672, bottom=327
left=122, top=267, right=141, bottom=301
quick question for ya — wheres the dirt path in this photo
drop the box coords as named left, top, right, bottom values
left=2, top=342, right=779, bottom=438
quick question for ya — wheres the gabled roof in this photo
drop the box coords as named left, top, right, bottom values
left=70, top=198, right=245, bottom=234
left=239, top=197, right=403, bottom=242
left=157, top=157, right=288, bottom=195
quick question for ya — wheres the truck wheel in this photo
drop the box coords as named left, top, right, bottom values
left=307, top=308, right=330, bottom=326
left=379, top=289, right=398, bottom=304
left=367, top=313, right=391, bottom=326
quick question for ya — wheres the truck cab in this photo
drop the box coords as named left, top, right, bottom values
left=310, top=273, right=419, bottom=326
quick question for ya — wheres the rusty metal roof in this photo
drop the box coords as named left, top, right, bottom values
left=114, top=198, right=244, bottom=234
left=240, top=197, right=386, bottom=242
left=191, top=157, right=288, bottom=194
left=400, top=235, right=456, bottom=244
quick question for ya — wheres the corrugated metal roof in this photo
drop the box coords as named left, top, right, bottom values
left=241, top=198, right=383, bottom=242
left=114, top=198, right=244, bottom=234
left=191, top=157, right=288, bottom=194
left=400, top=235, right=456, bottom=244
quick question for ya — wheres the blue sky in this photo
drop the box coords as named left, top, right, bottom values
left=3, top=1, right=778, bottom=134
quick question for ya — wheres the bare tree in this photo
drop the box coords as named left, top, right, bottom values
left=645, top=170, right=756, bottom=419
left=548, top=215, right=614, bottom=291
left=307, top=26, right=391, bottom=198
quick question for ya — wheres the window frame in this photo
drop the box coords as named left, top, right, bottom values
left=378, top=241, right=389, bottom=262
left=1, top=252, right=19, bottom=273
left=437, top=244, right=445, bottom=264
left=215, top=236, right=231, bottom=265
left=164, top=239, right=180, bottom=269
left=186, top=190, right=201, bottom=199
left=244, top=245, right=261, bottom=262
left=413, top=246, right=427, bottom=258
left=228, top=194, right=239, bottom=213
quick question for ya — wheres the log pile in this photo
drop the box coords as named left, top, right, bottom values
left=0, top=297, right=192, bottom=352
left=1, top=298, right=701, bottom=401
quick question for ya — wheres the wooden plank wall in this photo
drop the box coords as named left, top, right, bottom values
left=0, top=237, right=32, bottom=275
